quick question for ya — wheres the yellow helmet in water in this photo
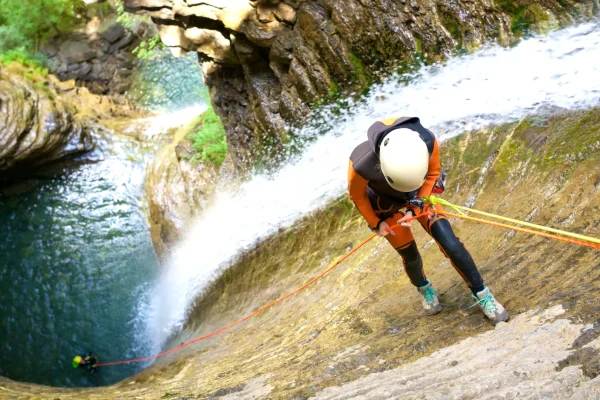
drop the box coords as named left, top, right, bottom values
left=72, top=356, right=82, bottom=368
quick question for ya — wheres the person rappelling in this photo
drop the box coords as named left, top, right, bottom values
left=72, top=352, right=98, bottom=374
left=348, top=116, right=509, bottom=324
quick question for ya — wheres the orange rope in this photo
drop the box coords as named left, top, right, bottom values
left=95, top=207, right=598, bottom=367
left=96, top=229, right=388, bottom=366
left=97, top=212, right=432, bottom=367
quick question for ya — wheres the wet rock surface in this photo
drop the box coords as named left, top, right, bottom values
left=41, top=7, right=155, bottom=95
left=146, top=118, right=240, bottom=257
left=0, top=65, right=94, bottom=182
left=145, top=118, right=222, bottom=258
left=314, top=306, right=600, bottom=399
left=2, top=107, right=600, bottom=398
left=128, top=0, right=596, bottom=168
left=0, top=64, right=143, bottom=189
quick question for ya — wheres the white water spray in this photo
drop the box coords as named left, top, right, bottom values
left=148, top=23, right=600, bottom=348
left=138, top=105, right=207, bottom=139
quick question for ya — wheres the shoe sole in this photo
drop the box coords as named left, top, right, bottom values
left=424, top=305, right=442, bottom=315
left=489, top=310, right=510, bottom=325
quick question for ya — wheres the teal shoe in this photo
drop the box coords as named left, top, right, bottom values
left=471, top=286, right=510, bottom=325
left=417, top=281, right=442, bottom=315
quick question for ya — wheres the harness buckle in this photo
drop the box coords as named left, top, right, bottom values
left=409, top=198, right=425, bottom=212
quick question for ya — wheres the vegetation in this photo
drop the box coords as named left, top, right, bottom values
left=132, top=34, right=164, bottom=61
left=115, top=0, right=164, bottom=60
left=114, top=0, right=133, bottom=29
left=0, top=48, right=48, bottom=75
left=185, top=107, right=228, bottom=166
left=495, top=0, right=550, bottom=36
left=0, top=0, right=84, bottom=52
left=0, top=0, right=84, bottom=68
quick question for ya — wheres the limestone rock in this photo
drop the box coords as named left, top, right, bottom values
left=0, top=65, right=94, bottom=181
left=145, top=118, right=222, bottom=257
left=4, top=107, right=600, bottom=400
left=109, top=31, right=135, bottom=53
left=42, top=8, right=154, bottom=95
left=157, top=24, right=193, bottom=52
left=313, top=307, right=597, bottom=399
left=60, top=41, right=97, bottom=64
left=183, top=28, right=238, bottom=63
left=99, top=21, right=126, bottom=43
left=126, top=0, right=595, bottom=172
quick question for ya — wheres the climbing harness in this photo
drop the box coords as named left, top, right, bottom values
left=93, top=197, right=599, bottom=368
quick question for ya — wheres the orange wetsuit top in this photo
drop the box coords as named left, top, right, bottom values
left=348, top=117, right=441, bottom=230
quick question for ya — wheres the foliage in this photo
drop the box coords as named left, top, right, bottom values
left=132, top=35, right=164, bottom=61
left=115, top=0, right=164, bottom=61
left=0, top=47, right=48, bottom=77
left=115, top=0, right=133, bottom=29
left=87, top=1, right=112, bottom=17
left=0, top=0, right=85, bottom=52
left=0, top=25, right=28, bottom=52
left=185, top=107, right=228, bottom=166
left=0, top=0, right=83, bottom=69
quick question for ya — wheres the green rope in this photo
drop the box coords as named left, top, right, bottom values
left=422, top=195, right=466, bottom=215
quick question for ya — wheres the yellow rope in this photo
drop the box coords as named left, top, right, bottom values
left=425, top=195, right=600, bottom=245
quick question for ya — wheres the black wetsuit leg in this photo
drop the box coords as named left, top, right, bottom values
left=396, top=241, right=428, bottom=288
left=429, top=219, right=484, bottom=294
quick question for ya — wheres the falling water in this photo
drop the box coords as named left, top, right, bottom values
left=0, top=53, right=206, bottom=386
left=148, top=23, right=600, bottom=348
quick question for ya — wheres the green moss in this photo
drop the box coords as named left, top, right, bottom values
left=491, top=137, right=532, bottom=179
left=462, top=135, right=496, bottom=167
left=185, top=106, right=228, bottom=166
left=496, top=1, right=551, bottom=36
left=344, top=309, right=373, bottom=335
left=414, top=37, right=423, bottom=53
left=327, top=82, right=340, bottom=100
left=348, top=53, right=371, bottom=89
left=438, top=11, right=462, bottom=46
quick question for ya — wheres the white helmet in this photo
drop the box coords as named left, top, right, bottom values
left=379, top=128, right=429, bottom=192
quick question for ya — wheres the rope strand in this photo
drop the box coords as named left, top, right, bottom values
left=93, top=200, right=599, bottom=367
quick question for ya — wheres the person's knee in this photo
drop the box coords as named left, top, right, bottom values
left=396, top=241, right=426, bottom=286
left=430, top=219, right=464, bottom=257
left=397, top=241, right=421, bottom=264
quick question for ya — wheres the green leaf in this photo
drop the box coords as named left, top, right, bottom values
left=185, top=106, right=228, bottom=166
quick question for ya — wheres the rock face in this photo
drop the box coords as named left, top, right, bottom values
left=0, top=63, right=142, bottom=187
left=0, top=65, right=94, bottom=182
left=2, top=107, right=600, bottom=398
left=314, top=306, right=600, bottom=399
left=42, top=8, right=155, bottom=95
left=146, top=119, right=221, bottom=257
left=127, top=0, right=596, bottom=167
left=145, top=114, right=239, bottom=257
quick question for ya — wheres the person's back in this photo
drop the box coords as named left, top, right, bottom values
left=348, top=116, right=509, bottom=324
left=72, top=351, right=98, bottom=373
